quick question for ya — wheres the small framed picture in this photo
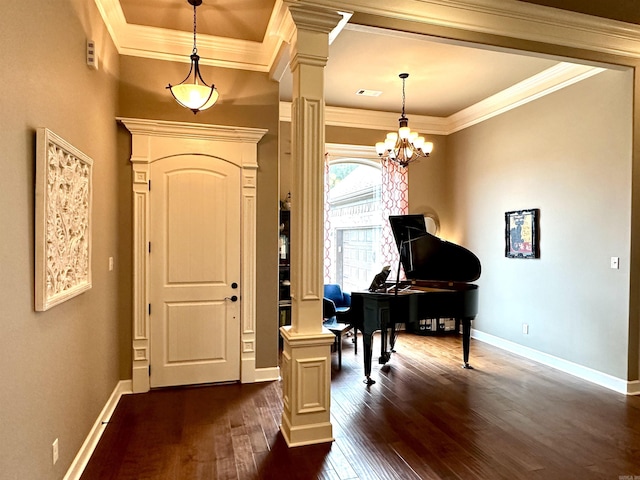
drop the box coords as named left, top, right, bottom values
left=505, top=208, right=539, bottom=259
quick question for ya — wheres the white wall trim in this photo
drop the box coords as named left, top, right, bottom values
left=254, top=366, right=281, bottom=382
left=95, top=0, right=640, bottom=72
left=280, top=63, right=607, bottom=133
left=325, top=143, right=378, bottom=161
left=446, top=63, right=607, bottom=134
left=64, top=371, right=280, bottom=480
left=312, top=0, right=640, bottom=59
left=64, top=380, right=133, bottom=480
left=93, top=0, right=295, bottom=72
left=472, top=330, right=638, bottom=395
left=119, top=117, right=267, bottom=393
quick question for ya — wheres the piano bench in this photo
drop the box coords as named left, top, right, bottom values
left=324, top=322, right=353, bottom=369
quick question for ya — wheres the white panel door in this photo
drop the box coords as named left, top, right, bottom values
left=149, top=155, right=241, bottom=388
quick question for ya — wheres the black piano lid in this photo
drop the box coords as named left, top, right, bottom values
left=389, top=214, right=481, bottom=283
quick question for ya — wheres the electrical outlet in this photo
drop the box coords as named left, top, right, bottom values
left=522, top=323, right=529, bottom=335
left=52, top=438, right=59, bottom=465
left=108, top=257, right=114, bottom=271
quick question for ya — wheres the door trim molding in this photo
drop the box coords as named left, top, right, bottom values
left=118, top=117, right=267, bottom=393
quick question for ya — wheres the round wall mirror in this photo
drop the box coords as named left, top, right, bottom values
left=411, top=206, right=440, bottom=236
left=424, top=215, right=439, bottom=235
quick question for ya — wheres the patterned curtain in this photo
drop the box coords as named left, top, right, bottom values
left=380, top=159, right=409, bottom=281
left=324, top=153, right=332, bottom=282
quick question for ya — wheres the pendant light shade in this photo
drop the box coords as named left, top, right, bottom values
left=167, top=0, right=218, bottom=114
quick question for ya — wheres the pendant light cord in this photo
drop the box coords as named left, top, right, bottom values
left=401, top=75, right=406, bottom=118
left=192, top=2, right=198, bottom=55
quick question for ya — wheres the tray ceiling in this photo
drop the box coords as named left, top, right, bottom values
left=96, top=0, right=633, bottom=125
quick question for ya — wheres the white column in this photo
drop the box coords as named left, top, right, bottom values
left=279, top=3, right=343, bottom=447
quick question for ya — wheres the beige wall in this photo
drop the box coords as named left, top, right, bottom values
left=118, top=56, right=281, bottom=368
left=280, top=121, right=292, bottom=205
left=281, top=123, right=449, bottom=215
left=448, top=68, right=634, bottom=378
left=0, top=0, right=123, bottom=478
left=351, top=0, right=640, bottom=385
left=282, top=69, right=636, bottom=381
left=406, top=135, right=449, bottom=233
left=1, top=3, right=638, bottom=478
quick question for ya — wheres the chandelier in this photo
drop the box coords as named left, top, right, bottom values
left=167, top=0, right=219, bottom=114
left=375, top=73, right=433, bottom=167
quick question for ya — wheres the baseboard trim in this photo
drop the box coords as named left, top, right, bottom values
left=64, top=380, right=133, bottom=480
left=63, top=368, right=279, bottom=479
left=254, top=366, right=280, bottom=382
left=628, top=380, right=640, bottom=395
left=472, top=330, right=638, bottom=395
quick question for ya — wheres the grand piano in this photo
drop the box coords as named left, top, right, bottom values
left=351, top=214, right=481, bottom=385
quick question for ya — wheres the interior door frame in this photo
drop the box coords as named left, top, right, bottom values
left=119, top=118, right=267, bottom=393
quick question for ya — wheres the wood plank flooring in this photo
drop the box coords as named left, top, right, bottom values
left=81, top=333, right=640, bottom=479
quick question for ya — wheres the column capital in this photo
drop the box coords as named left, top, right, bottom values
left=285, top=2, right=344, bottom=34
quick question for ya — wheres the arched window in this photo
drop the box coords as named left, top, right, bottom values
left=324, top=144, right=409, bottom=294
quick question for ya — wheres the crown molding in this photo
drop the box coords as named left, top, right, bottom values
left=96, top=0, right=640, bottom=74
left=446, top=62, right=606, bottom=134
left=281, top=101, right=449, bottom=133
left=94, top=0, right=294, bottom=72
left=279, top=62, right=605, bottom=134
left=296, top=0, right=640, bottom=60
left=93, top=0, right=126, bottom=51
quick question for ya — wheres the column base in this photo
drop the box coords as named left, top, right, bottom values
left=279, top=326, right=335, bottom=447
left=280, top=415, right=334, bottom=447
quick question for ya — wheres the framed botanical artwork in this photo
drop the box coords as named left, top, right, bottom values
left=35, top=128, right=93, bottom=311
left=505, top=208, right=539, bottom=259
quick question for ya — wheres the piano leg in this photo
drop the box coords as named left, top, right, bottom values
left=378, top=306, right=392, bottom=365
left=461, top=317, right=474, bottom=369
left=353, top=327, right=358, bottom=355
left=379, top=327, right=392, bottom=364
left=379, top=326, right=388, bottom=364
left=362, top=332, right=375, bottom=385
left=389, top=321, right=398, bottom=353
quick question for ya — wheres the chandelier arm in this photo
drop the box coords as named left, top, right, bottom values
left=190, top=1, right=214, bottom=88
left=167, top=58, right=195, bottom=88
left=195, top=73, right=213, bottom=88
left=193, top=56, right=213, bottom=88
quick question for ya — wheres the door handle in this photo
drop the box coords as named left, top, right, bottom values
left=225, top=295, right=238, bottom=302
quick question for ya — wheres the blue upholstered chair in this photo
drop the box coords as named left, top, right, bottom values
left=322, top=297, right=337, bottom=321
left=323, top=284, right=357, bottom=361
left=323, top=283, right=351, bottom=321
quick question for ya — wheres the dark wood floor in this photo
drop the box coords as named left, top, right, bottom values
left=81, top=333, right=640, bottom=479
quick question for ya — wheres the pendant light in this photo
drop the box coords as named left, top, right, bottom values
left=167, top=0, right=219, bottom=114
left=375, top=73, right=433, bottom=167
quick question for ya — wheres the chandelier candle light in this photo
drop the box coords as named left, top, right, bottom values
left=167, top=0, right=218, bottom=113
left=375, top=73, right=433, bottom=167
